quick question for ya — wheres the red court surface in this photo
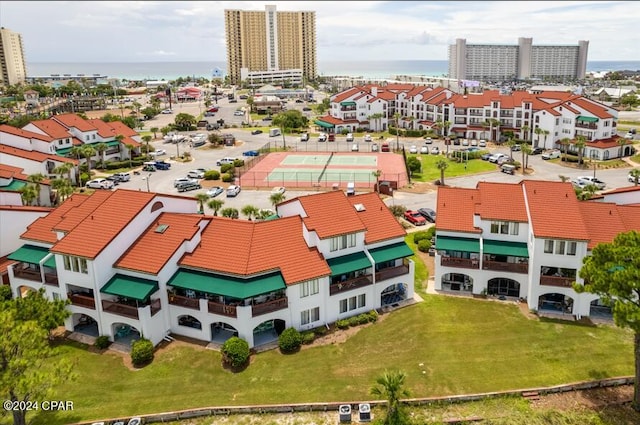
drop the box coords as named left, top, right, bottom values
left=239, top=151, right=409, bottom=190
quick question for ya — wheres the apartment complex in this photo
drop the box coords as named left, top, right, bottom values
left=0, top=27, right=27, bottom=86
left=318, top=84, right=632, bottom=159
left=224, top=5, right=317, bottom=85
left=434, top=180, right=640, bottom=318
left=6, top=189, right=415, bottom=349
left=448, top=37, right=589, bottom=81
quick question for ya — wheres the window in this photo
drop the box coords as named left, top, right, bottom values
left=331, top=234, right=356, bottom=251
left=544, top=240, right=554, bottom=254
left=348, top=234, right=356, bottom=247
left=330, top=237, right=339, bottom=252
left=62, top=256, right=88, bottom=274
left=340, top=295, right=365, bottom=313
left=509, top=223, right=519, bottom=235
left=491, top=221, right=517, bottom=235
left=52, top=292, right=60, bottom=301
left=555, top=240, right=566, bottom=255
left=567, top=241, right=577, bottom=256
left=339, top=299, right=348, bottom=313
left=300, top=307, right=319, bottom=325
left=500, top=222, right=509, bottom=234
left=300, top=279, right=319, bottom=298
left=349, top=297, right=356, bottom=310
left=357, top=294, right=366, bottom=308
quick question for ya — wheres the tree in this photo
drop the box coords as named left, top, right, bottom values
left=534, top=127, right=543, bottom=148
left=94, top=142, right=108, bottom=170
left=19, top=184, right=38, bottom=206
left=272, top=110, right=309, bottom=138
left=370, top=370, right=410, bottom=425
left=372, top=169, right=382, bottom=194
left=521, top=143, right=532, bottom=173
left=0, top=290, right=74, bottom=425
left=220, top=207, right=239, bottom=219
left=142, top=135, right=153, bottom=155
left=174, top=112, right=196, bottom=131
left=246, top=96, right=255, bottom=113
left=559, top=137, right=571, bottom=162
left=630, top=168, right=640, bottom=186
left=51, top=178, right=73, bottom=204
left=241, top=204, right=259, bottom=221
left=27, top=173, right=46, bottom=206
left=521, top=125, right=530, bottom=142
left=618, top=137, right=628, bottom=159
left=150, top=127, right=159, bottom=140
left=558, top=175, right=570, bottom=182
left=406, top=157, right=422, bottom=176
left=368, top=113, right=384, bottom=132
left=436, top=158, right=449, bottom=186
left=269, top=192, right=286, bottom=208
left=506, top=138, right=517, bottom=160
left=488, top=118, right=501, bottom=143
left=194, top=193, right=209, bottom=214
left=394, top=113, right=401, bottom=150
left=575, top=135, right=587, bottom=166
left=575, top=183, right=598, bottom=201
left=542, top=129, right=550, bottom=147
left=81, top=145, right=96, bottom=177
left=207, top=199, right=224, bottom=216
left=574, top=230, right=640, bottom=410
left=53, top=162, right=75, bottom=187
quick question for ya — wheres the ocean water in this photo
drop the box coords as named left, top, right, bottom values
left=26, top=60, right=640, bottom=82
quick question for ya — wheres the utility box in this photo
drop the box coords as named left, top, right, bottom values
left=358, top=403, right=371, bottom=422
left=339, top=405, right=352, bottom=423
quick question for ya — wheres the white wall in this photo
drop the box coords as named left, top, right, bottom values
left=0, top=209, right=51, bottom=256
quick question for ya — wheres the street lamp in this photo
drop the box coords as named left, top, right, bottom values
left=142, top=173, right=151, bottom=192
left=590, top=150, right=598, bottom=179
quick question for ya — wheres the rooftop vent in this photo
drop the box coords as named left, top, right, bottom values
left=354, top=203, right=366, bottom=212
left=154, top=224, right=169, bottom=234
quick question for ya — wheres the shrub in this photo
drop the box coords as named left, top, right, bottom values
left=368, top=310, right=379, bottom=323
left=221, top=173, right=234, bottom=183
left=221, top=337, right=250, bottom=369
left=336, top=319, right=350, bottom=330
left=413, top=231, right=430, bottom=244
left=301, top=331, right=316, bottom=345
left=0, top=285, right=12, bottom=301
left=313, top=326, right=327, bottom=336
left=418, top=239, right=431, bottom=253
left=94, top=335, right=111, bottom=349
left=356, top=314, right=370, bottom=325
left=425, top=226, right=436, bottom=239
left=220, top=163, right=235, bottom=174
left=278, top=327, right=303, bottom=353
left=204, top=170, right=220, bottom=180
left=347, top=316, right=361, bottom=327
left=130, top=338, right=154, bottom=367
left=233, top=159, right=245, bottom=167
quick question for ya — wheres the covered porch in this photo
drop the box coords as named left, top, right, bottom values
left=369, top=241, right=413, bottom=283
left=327, top=252, right=373, bottom=296
left=8, top=244, right=58, bottom=287
left=436, top=236, right=480, bottom=269
left=482, top=240, right=529, bottom=274
left=100, top=274, right=161, bottom=320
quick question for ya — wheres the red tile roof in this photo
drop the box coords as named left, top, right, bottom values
left=601, top=186, right=640, bottom=195
left=27, top=120, right=71, bottom=140
left=317, top=115, right=350, bottom=125
left=0, top=255, right=17, bottom=276
left=50, top=189, right=156, bottom=258
left=295, top=190, right=367, bottom=239
left=581, top=135, right=632, bottom=149
left=0, top=124, right=54, bottom=142
left=181, top=216, right=330, bottom=284
left=346, top=192, right=406, bottom=243
left=52, top=114, right=97, bottom=132
left=436, top=186, right=481, bottom=234
left=474, top=182, right=528, bottom=222
left=0, top=144, right=78, bottom=165
left=115, top=212, right=206, bottom=275
left=579, top=202, right=630, bottom=249
left=0, top=163, right=30, bottom=181
left=0, top=205, right=52, bottom=213
left=21, top=193, right=93, bottom=243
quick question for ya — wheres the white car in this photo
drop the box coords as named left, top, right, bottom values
left=488, top=153, right=507, bottom=163
left=161, top=109, right=173, bottom=114
left=461, top=139, right=469, bottom=146
left=628, top=170, right=640, bottom=183
left=351, top=143, right=359, bottom=152
left=541, top=150, right=561, bottom=160
left=318, top=133, right=327, bottom=142
left=478, top=139, right=487, bottom=147
left=149, top=149, right=166, bottom=157
left=576, top=176, right=606, bottom=190
left=86, top=178, right=114, bottom=189
left=409, top=145, right=418, bottom=154
left=187, top=170, right=205, bottom=179
left=174, top=177, right=198, bottom=187
left=346, top=133, right=354, bottom=142
left=216, top=157, right=237, bottom=166
left=364, top=134, right=372, bottom=142
left=271, top=186, right=286, bottom=195
left=233, top=110, right=244, bottom=116
left=226, top=185, right=241, bottom=197
left=470, top=139, right=478, bottom=146
left=420, top=146, right=429, bottom=154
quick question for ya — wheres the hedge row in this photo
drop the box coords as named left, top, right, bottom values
left=336, top=310, right=378, bottom=329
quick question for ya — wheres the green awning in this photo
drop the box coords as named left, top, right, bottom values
left=314, top=120, right=334, bottom=129
left=101, top=274, right=159, bottom=302
left=43, top=255, right=56, bottom=268
left=326, top=252, right=372, bottom=277
left=106, top=140, right=121, bottom=147
left=577, top=115, right=598, bottom=123
left=56, top=147, right=73, bottom=156
left=483, top=240, right=529, bottom=257
left=8, top=244, right=50, bottom=265
left=368, top=242, right=414, bottom=263
left=0, top=180, right=27, bottom=191
left=435, top=236, right=480, bottom=253
left=340, top=101, right=356, bottom=106
left=168, top=269, right=286, bottom=299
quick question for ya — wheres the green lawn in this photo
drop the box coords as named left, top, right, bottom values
left=405, top=233, right=429, bottom=292
left=29, top=295, right=633, bottom=425
left=409, top=153, right=497, bottom=182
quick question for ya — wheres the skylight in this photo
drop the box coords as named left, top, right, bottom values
left=154, top=224, right=169, bottom=233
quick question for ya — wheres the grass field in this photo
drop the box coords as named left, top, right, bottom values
left=408, top=153, right=497, bottom=182
left=25, top=292, right=634, bottom=425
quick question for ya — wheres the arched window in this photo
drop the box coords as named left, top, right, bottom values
left=151, top=201, right=164, bottom=212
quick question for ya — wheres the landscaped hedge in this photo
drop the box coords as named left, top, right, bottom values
left=418, top=239, right=431, bottom=253
left=105, top=159, right=146, bottom=170
left=220, top=163, right=235, bottom=174
left=413, top=228, right=435, bottom=244
left=221, top=337, right=250, bottom=370
left=94, top=335, right=111, bottom=350
left=278, top=327, right=303, bottom=353
left=130, top=338, right=154, bottom=367
left=221, top=173, right=234, bottom=183
left=204, top=170, right=220, bottom=180
left=336, top=311, right=378, bottom=330
left=233, top=159, right=245, bottom=167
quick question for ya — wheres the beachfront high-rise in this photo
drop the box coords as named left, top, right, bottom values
left=448, top=37, right=589, bottom=82
left=224, top=5, right=317, bottom=85
left=0, top=27, right=27, bottom=87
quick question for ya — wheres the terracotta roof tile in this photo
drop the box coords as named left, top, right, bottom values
left=0, top=205, right=52, bottom=212
left=579, top=202, right=629, bottom=249
left=436, top=186, right=481, bottom=234
left=0, top=255, right=17, bottom=275
left=474, top=182, right=528, bottom=222
left=0, top=163, right=30, bottom=181
left=295, top=191, right=367, bottom=239
left=52, top=114, right=97, bottom=132
left=347, top=192, right=406, bottom=243
left=0, top=144, right=78, bottom=165
left=21, top=193, right=92, bottom=243
left=115, top=212, right=206, bottom=275
left=0, top=124, right=54, bottom=142
left=26, top=120, right=72, bottom=140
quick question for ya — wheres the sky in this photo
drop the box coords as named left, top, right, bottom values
left=1, top=1, right=638, bottom=63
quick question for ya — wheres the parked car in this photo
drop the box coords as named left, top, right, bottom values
left=251, top=129, right=263, bottom=135
left=625, top=132, right=634, bottom=139
left=576, top=176, right=606, bottom=190
left=478, top=139, right=487, bottom=147
left=628, top=170, right=640, bottom=183
left=176, top=181, right=202, bottom=192
left=206, top=186, right=224, bottom=198
left=153, top=160, right=171, bottom=170
left=571, top=179, right=589, bottom=189
left=216, top=157, right=237, bottom=166
left=318, top=133, right=327, bottom=142
left=461, top=139, right=469, bottom=146
left=488, top=153, right=507, bottom=163
left=346, top=133, right=354, bottom=142
left=243, top=150, right=260, bottom=157
left=497, top=156, right=514, bottom=166
left=481, top=153, right=493, bottom=161
left=271, top=186, right=286, bottom=195
left=112, top=172, right=131, bottom=182
left=417, top=207, right=437, bottom=223
left=364, top=134, right=372, bottom=142
left=541, top=149, right=561, bottom=160
left=381, top=143, right=390, bottom=152
left=511, top=144, right=522, bottom=152
left=161, top=109, right=173, bottom=114
left=420, top=146, right=429, bottom=154
left=233, top=110, right=244, bottom=116
left=87, top=178, right=114, bottom=189
left=431, top=146, right=440, bottom=155
left=149, top=149, right=166, bottom=157
left=187, top=170, right=205, bottom=179
left=530, top=147, right=544, bottom=155
left=208, top=106, right=219, bottom=113
left=302, top=107, right=312, bottom=112
left=424, top=137, right=433, bottom=144
left=371, top=143, right=379, bottom=152
left=409, top=145, right=418, bottom=154
left=350, top=143, right=359, bottom=152
left=300, top=132, right=309, bottom=142
left=226, top=185, right=241, bottom=197
left=404, top=210, right=427, bottom=226
left=174, top=177, right=198, bottom=188
left=204, top=111, right=216, bottom=117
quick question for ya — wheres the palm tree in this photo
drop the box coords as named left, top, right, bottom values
left=81, top=145, right=96, bottom=177
left=207, top=198, right=224, bottom=216
left=575, top=135, right=587, bottom=166
left=630, top=169, right=640, bottom=186
left=94, top=142, right=108, bottom=170
left=150, top=127, right=159, bottom=140
left=436, top=158, right=449, bottom=186
left=435, top=118, right=443, bottom=137
left=51, top=178, right=73, bottom=204
left=27, top=173, right=46, bottom=206
left=488, top=118, right=501, bottom=143
left=368, top=113, right=383, bottom=132
left=241, top=204, right=259, bottom=221
left=269, top=192, right=286, bottom=208
left=542, top=129, right=550, bottom=148
left=618, top=137, right=628, bottom=159
left=506, top=138, right=517, bottom=160
left=576, top=183, right=598, bottom=201
left=220, top=207, right=239, bottom=219
left=53, top=162, right=74, bottom=185
left=521, top=125, right=530, bottom=142
left=521, top=143, right=532, bottom=174
left=393, top=112, right=401, bottom=150
left=372, top=169, right=382, bottom=194
left=370, top=370, right=410, bottom=425
left=534, top=127, right=543, bottom=148
left=442, top=120, right=451, bottom=139
left=559, top=137, right=571, bottom=162
left=194, top=193, right=209, bottom=214
left=142, top=135, right=153, bottom=155
left=19, top=184, right=38, bottom=206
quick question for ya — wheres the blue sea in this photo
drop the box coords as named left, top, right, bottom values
left=25, top=60, right=640, bottom=82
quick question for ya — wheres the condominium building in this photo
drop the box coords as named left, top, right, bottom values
left=448, top=37, right=589, bottom=81
left=0, top=27, right=27, bottom=86
left=224, top=5, right=317, bottom=85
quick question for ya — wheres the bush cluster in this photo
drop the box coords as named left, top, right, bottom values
left=336, top=310, right=378, bottom=330
left=104, top=159, right=146, bottom=170
left=301, top=331, right=316, bottom=345
left=450, top=150, right=488, bottom=160
left=221, top=337, right=250, bottom=369
left=220, top=164, right=235, bottom=174
left=94, top=335, right=111, bottom=349
left=413, top=228, right=436, bottom=244
left=233, top=159, right=245, bottom=167
left=130, top=338, right=154, bottom=367
left=221, top=173, right=234, bottom=183
left=204, top=170, right=220, bottom=180
left=278, top=327, right=303, bottom=353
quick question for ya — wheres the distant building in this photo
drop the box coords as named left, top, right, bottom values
left=448, top=37, right=589, bottom=82
left=224, top=5, right=317, bottom=85
left=0, top=27, right=27, bottom=86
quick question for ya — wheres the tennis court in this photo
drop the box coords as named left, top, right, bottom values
left=238, top=152, right=408, bottom=190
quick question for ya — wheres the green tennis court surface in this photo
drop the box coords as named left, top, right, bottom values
left=267, top=168, right=377, bottom=183
left=281, top=155, right=378, bottom=166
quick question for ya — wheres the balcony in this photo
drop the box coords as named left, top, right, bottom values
left=101, top=299, right=139, bottom=320
left=207, top=300, right=237, bottom=318
left=540, top=275, right=575, bottom=288
left=375, top=264, right=410, bottom=281
left=68, top=293, right=96, bottom=309
left=575, top=123, right=598, bottom=130
left=13, top=266, right=42, bottom=282
left=330, top=275, right=373, bottom=296
left=340, top=106, right=356, bottom=112
left=44, top=273, right=59, bottom=287
left=440, top=257, right=479, bottom=269
left=251, top=296, right=288, bottom=317
left=483, top=260, right=528, bottom=274
left=168, top=292, right=200, bottom=310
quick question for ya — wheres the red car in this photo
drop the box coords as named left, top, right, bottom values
left=207, top=107, right=219, bottom=113
left=404, top=210, right=427, bottom=226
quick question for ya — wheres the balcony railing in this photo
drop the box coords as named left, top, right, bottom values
left=44, top=273, right=59, bottom=287
left=440, top=257, right=480, bottom=269
left=101, top=299, right=139, bottom=319
left=207, top=300, right=237, bottom=318
left=13, top=267, right=42, bottom=282
left=375, top=264, right=410, bottom=281
left=168, top=293, right=199, bottom=310
left=540, top=275, right=575, bottom=288
left=251, top=296, right=288, bottom=317
left=576, top=123, right=597, bottom=130
left=330, top=275, right=373, bottom=296
left=483, top=260, right=528, bottom=274
left=69, top=293, right=96, bottom=309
